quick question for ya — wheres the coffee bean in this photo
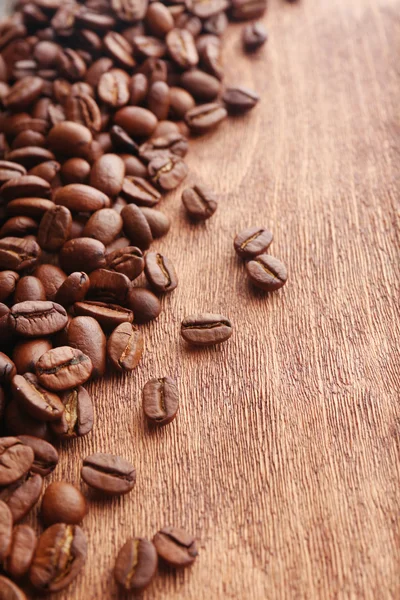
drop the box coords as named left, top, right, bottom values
left=169, top=87, right=195, bottom=119
left=182, top=185, right=218, bottom=220
left=185, top=102, right=227, bottom=133
left=6, top=147, right=55, bottom=170
left=153, top=526, right=198, bottom=567
left=29, top=161, right=60, bottom=185
left=112, top=0, right=148, bottom=22
left=145, top=252, right=178, bottom=293
left=12, top=130, right=46, bottom=150
left=47, top=121, right=93, bottom=159
left=125, top=287, right=161, bottom=323
left=146, top=3, right=174, bottom=38
left=134, top=36, right=167, bottom=60
left=140, top=207, right=171, bottom=238
left=4, top=524, right=37, bottom=581
left=231, top=0, right=267, bottom=20
left=186, top=0, right=229, bottom=18
left=105, top=246, right=144, bottom=281
left=148, top=155, right=188, bottom=191
left=223, top=87, right=259, bottom=113
left=60, top=158, right=91, bottom=185
left=8, top=301, right=68, bottom=338
left=181, top=69, right=221, bottom=101
left=11, top=373, right=64, bottom=421
left=5, top=399, right=49, bottom=440
left=81, top=453, right=136, bottom=495
left=166, top=29, right=198, bottom=69
left=1, top=175, right=50, bottom=202
left=107, top=323, right=144, bottom=372
left=181, top=313, right=233, bottom=345
left=0, top=352, right=17, bottom=384
left=0, top=472, right=43, bottom=523
left=139, top=133, right=188, bottom=162
left=89, top=269, right=131, bottom=305
left=0, top=576, right=27, bottom=600
left=175, top=13, right=202, bottom=37
left=199, top=40, right=223, bottom=80
left=30, top=523, right=87, bottom=592
left=242, top=21, right=268, bottom=52
left=14, top=276, right=46, bottom=303
left=12, top=339, right=52, bottom=375
left=74, top=300, right=133, bottom=330
left=55, top=272, right=90, bottom=308
left=41, top=482, right=87, bottom=526
left=147, top=81, right=170, bottom=121
left=76, top=8, right=116, bottom=31
left=114, top=538, right=158, bottom=591
left=121, top=203, right=153, bottom=250
left=55, top=184, right=110, bottom=212
left=4, top=76, right=44, bottom=110
left=7, top=198, right=55, bottom=219
left=82, top=209, right=123, bottom=246
left=64, top=93, right=102, bottom=133
left=0, top=237, right=41, bottom=272
left=37, top=205, right=72, bottom=251
left=234, top=226, right=273, bottom=258
left=33, top=264, right=67, bottom=301
left=204, top=12, right=228, bottom=35
left=50, top=386, right=94, bottom=439
left=104, top=31, right=136, bottom=69
left=0, top=500, right=13, bottom=561
left=57, top=48, right=87, bottom=81
left=245, top=254, right=288, bottom=291
left=0, top=160, right=26, bottom=186
left=98, top=69, right=130, bottom=108
left=0, top=216, right=38, bottom=238
left=89, top=155, right=126, bottom=200
left=114, top=106, right=158, bottom=138
left=143, top=377, right=179, bottom=426
left=17, top=436, right=58, bottom=476
left=120, top=176, right=161, bottom=207
left=35, top=346, right=93, bottom=391
left=60, top=238, right=106, bottom=274
left=0, top=271, right=19, bottom=302
left=66, top=316, right=106, bottom=378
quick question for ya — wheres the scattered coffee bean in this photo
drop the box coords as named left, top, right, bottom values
left=125, top=287, right=161, bottom=323
left=223, top=87, right=260, bottom=113
left=181, top=313, right=233, bottom=346
left=245, top=254, right=288, bottom=291
left=50, top=386, right=94, bottom=440
left=82, top=209, right=123, bottom=246
left=41, top=482, right=87, bottom=526
left=143, top=377, right=179, bottom=426
left=182, top=185, right=218, bottom=220
left=185, top=102, right=227, bottom=133
left=105, top=246, right=145, bottom=281
left=153, top=526, right=198, bottom=567
left=234, top=226, right=273, bottom=258
left=4, top=525, right=37, bottom=581
left=12, top=339, right=52, bottom=375
left=0, top=438, right=34, bottom=486
left=114, top=538, right=158, bottom=591
left=17, top=436, right=59, bottom=477
left=148, top=154, right=188, bottom=191
left=243, top=21, right=268, bottom=52
left=121, top=203, right=153, bottom=250
left=140, top=207, right=171, bottom=238
left=145, top=252, right=178, bottom=293
left=8, top=301, right=68, bottom=338
left=81, top=453, right=136, bottom=495
left=107, top=323, right=144, bottom=372
left=35, top=346, right=93, bottom=391
left=37, top=205, right=72, bottom=252
left=120, top=176, right=161, bottom=207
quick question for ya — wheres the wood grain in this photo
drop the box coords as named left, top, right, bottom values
left=3, top=0, right=400, bottom=598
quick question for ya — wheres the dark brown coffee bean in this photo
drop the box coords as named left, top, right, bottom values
left=55, top=184, right=110, bottom=213
left=30, top=523, right=87, bottom=592
left=4, top=525, right=37, bottom=581
left=33, top=264, right=67, bottom=301
left=64, top=93, right=102, bottom=133
left=97, top=69, right=130, bottom=108
left=185, top=102, right=227, bottom=133
left=37, top=205, right=72, bottom=252
left=35, top=346, right=93, bottom=391
left=60, top=238, right=106, bottom=274
left=0, top=576, right=27, bottom=600
left=0, top=472, right=43, bottom=523
left=28, top=160, right=60, bottom=184
left=41, top=482, right=87, bottom=526
left=114, top=107, right=158, bottom=138
left=146, top=2, right=174, bottom=37
left=57, top=48, right=87, bottom=81
left=204, top=11, right=228, bottom=35
left=145, top=252, right=178, bottom=293
left=0, top=271, right=19, bottom=302
left=0, top=161, right=26, bottom=186
left=133, top=36, right=166, bottom=60
left=147, top=81, right=170, bottom=121
left=89, top=269, right=131, bottom=305
left=5, top=398, right=49, bottom=440
left=0, top=501, right=13, bottom=561
left=34, top=41, right=60, bottom=68
left=109, top=127, right=138, bottom=158
left=89, top=154, right=126, bottom=199
left=0, top=216, right=38, bottom=238
left=13, top=276, right=45, bottom=304
left=112, top=0, right=149, bottom=22
left=148, top=155, right=188, bottom=191
left=139, top=133, right=188, bottom=162
left=53, top=272, right=89, bottom=309
left=8, top=301, right=68, bottom=338
left=120, top=177, right=161, bottom=207
left=140, top=207, right=171, bottom=238
left=81, top=453, right=136, bottom=495
left=143, top=377, right=178, bottom=426
left=166, top=29, right=198, bottom=69
left=169, top=87, right=195, bottom=120
left=246, top=254, right=288, bottom=291
left=126, top=287, right=161, bottom=323
left=121, top=203, right=153, bottom=250
left=1, top=175, right=50, bottom=202
left=153, top=526, right=198, bottom=567
left=5, top=147, right=55, bottom=170
left=223, top=87, right=259, bottom=113
left=107, top=323, right=143, bottom=372
left=114, top=538, right=157, bottom=591
left=50, top=386, right=93, bottom=439
left=17, top=436, right=58, bottom=476
left=231, top=0, right=267, bottom=20
left=0, top=438, right=34, bottom=486
left=6, top=199, right=54, bottom=219
left=81, top=210, right=122, bottom=248
left=60, top=158, right=91, bottom=185
left=181, top=69, right=221, bottom=101
left=12, top=339, right=52, bottom=375
left=0, top=237, right=41, bottom=272
left=199, top=40, right=223, bottom=80
left=105, top=246, right=144, bottom=281
left=0, top=353, right=17, bottom=384
left=74, top=300, right=133, bottom=330
left=175, top=13, right=202, bottom=37
left=234, top=226, right=273, bottom=258
left=75, top=7, right=116, bottom=31
left=182, top=184, right=218, bottom=220
left=11, top=373, right=64, bottom=422
left=12, top=130, right=46, bottom=150
left=66, top=316, right=106, bottom=379
left=4, top=76, right=44, bottom=110
left=47, top=121, right=93, bottom=159
left=181, top=313, right=232, bottom=345
left=242, top=21, right=268, bottom=51
left=104, top=31, right=135, bottom=69
left=85, top=57, right=113, bottom=88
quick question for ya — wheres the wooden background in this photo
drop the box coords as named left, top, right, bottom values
left=3, top=0, right=400, bottom=598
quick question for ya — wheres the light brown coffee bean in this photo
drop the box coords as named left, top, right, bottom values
left=55, top=184, right=110, bottom=213
left=4, top=525, right=37, bottom=580
left=105, top=246, right=144, bottom=281
left=41, top=482, right=87, bottom=526
left=166, top=29, right=198, bottom=69
left=181, top=69, right=221, bottom=101
left=60, top=158, right=91, bottom=185
left=8, top=301, right=68, bottom=338
left=0, top=237, right=41, bottom=272
left=146, top=2, right=174, bottom=38
left=89, top=154, right=126, bottom=198
left=35, top=346, right=93, bottom=391
left=185, top=102, right=227, bottom=133
left=120, top=176, right=161, bottom=207
left=125, top=287, right=161, bottom=323
left=107, top=323, right=144, bottom=372
left=81, top=453, right=136, bottom=495
left=181, top=313, right=233, bottom=345
left=50, top=386, right=93, bottom=439
left=98, top=68, right=130, bottom=108
left=143, top=377, right=179, bottom=426
left=169, top=86, right=196, bottom=119
left=73, top=301, right=133, bottom=330
left=47, top=121, right=93, bottom=158
left=6, top=198, right=54, bottom=219
left=245, top=254, right=288, bottom=291
left=1, top=175, right=50, bottom=201
left=148, top=155, right=188, bottom=191
left=144, top=252, right=178, bottom=292
left=234, top=226, right=273, bottom=258
left=4, top=76, right=44, bottom=110
left=114, top=538, right=158, bottom=591
left=104, top=31, right=135, bottom=69
left=121, top=204, right=153, bottom=250
left=64, top=93, right=102, bottom=133
left=89, top=269, right=131, bottom=305
left=11, top=373, right=64, bottom=422
left=33, top=264, right=67, bottom=301
left=66, top=316, right=106, bottom=379
left=60, top=238, right=106, bottom=274
left=153, top=526, right=198, bottom=567
left=114, top=107, right=158, bottom=138
left=140, top=207, right=171, bottom=238
left=182, top=185, right=218, bottom=220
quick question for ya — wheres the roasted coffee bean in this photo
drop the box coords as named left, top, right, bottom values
left=129, top=72, right=149, bottom=105
left=0, top=352, right=17, bottom=383
left=89, top=269, right=131, bottom=305
left=36, top=346, right=93, bottom=391
left=186, top=0, right=229, bottom=18
left=60, top=158, right=91, bottom=185
left=60, top=238, right=106, bottom=274
left=0, top=576, right=27, bottom=600
left=234, top=226, right=273, bottom=258
left=245, top=254, right=288, bottom=291
left=30, top=523, right=87, bottom=592
left=5, top=399, right=49, bottom=440
left=85, top=56, right=113, bottom=88
left=4, top=76, right=44, bottom=110
left=145, top=252, right=178, bottom=293
left=120, top=176, right=161, bottom=207
left=204, top=11, right=228, bottom=35
left=104, top=31, right=135, bottom=69
left=66, top=316, right=106, bottom=378
left=181, top=313, right=232, bottom=345
left=153, top=526, right=198, bottom=567
left=143, top=377, right=179, bottom=426
left=8, top=301, right=68, bottom=338
left=13, top=339, right=52, bottom=375
left=105, top=246, right=144, bottom=281
left=148, top=155, right=188, bottom=191
left=146, top=2, right=174, bottom=38
left=0, top=160, right=26, bottom=185
left=37, top=205, right=72, bottom=251
left=107, top=323, right=144, bottom=372
left=181, top=69, right=221, bottom=101
left=55, top=272, right=90, bottom=308
left=242, top=21, right=268, bottom=51
left=121, top=204, right=153, bottom=250
left=64, top=93, right=101, bottom=134
left=182, top=185, right=218, bottom=220
left=169, top=86, right=195, bottom=120
left=231, top=0, right=267, bottom=20
left=199, top=40, right=223, bottom=80
left=50, top=386, right=93, bottom=439
left=75, top=8, right=116, bottom=31
left=112, top=0, right=148, bottom=22
left=0, top=216, right=38, bottom=238
left=140, top=207, right=171, bottom=238
left=81, top=453, right=136, bottom=495
left=114, top=538, right=158, bottom=591
left=47, top=121, right=93, bottom=159
left=175, top=13, right=202, bottom=37
left=33, top=41, right=60, bottom=68
left=6, top=147, right=55, bottom=170
left=0, top=175, right=50, bottom=201
left=106, top=237, right=131, bottom=252
left=0, top=237, right=41, bottom=272
left=223, top=87, right=259, bottom=113
left=4, top=525, right=37, bottom=580
left=17, top=436, right=58, bottom=477
left=12, top=130, right=46, bottom=150
left=89, top=154, right=126, bottom=198
left=133, top=36, right=166, bottom=60
left=6, top=198, right=54, bottom=219
left=0, top=501, right=13, bottom=561
left=98, top=69, right=130, bottom=108
left=185, top=102, right=227, bottom=133
left=0, top=271, right=19, bottom=302
left=55, top=184, right=110, bottom=213
left=73, top=301, right=133, bottom=330
left=28, top=160, right=60, bottom=184
left=14, top=276, right=46, bottom=303
left=33, top=264, right=67, bottom=301
left=57, top=48, right=87, bottom=81
left=82, top=209, right=123, bottom=246
left=166, top=29, right=198, bottom=69
left=114, top=106, right=158, bottom=138
left=0, top=472, right=43, bottom=523
left=11, top=373, right=64, bottom=422
left=147, top=81, right=170, bottom=121
left=41, top=482, right=87, bottom=526
left=139, top=133, right=188, bottom=162
left=126, top=287, right=161, bottom=323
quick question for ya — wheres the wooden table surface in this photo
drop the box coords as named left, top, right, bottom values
left=3, top=0, right=400, bottom=598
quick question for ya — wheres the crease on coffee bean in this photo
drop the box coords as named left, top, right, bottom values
left=240, top=229, right=264, bottom=249
left=64, top=391, right=78, bottom=435
left=37, top=354, right=89, bottom=376
left=156, top=379, right=167, bottom=418
left=84, top=461, right=134, bottom=481
left=118, top=330, right=135, bottom=368
left=161, top=531, right=196, bottom=553
left=254, top=260, right=281, bottom=280
left=51, top=526, right=75, bottom=585
left=152, top=160, right=174, bottom=181
left=156, top=254, right=171, bottom=286
left=22, top=378, right=61, bottom=414
left=124, top=539, right=139, bottom=589
left=183, top=320, right=230, bottom=330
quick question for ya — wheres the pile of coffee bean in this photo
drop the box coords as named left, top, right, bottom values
left=0, top=0, right=289, bottom=596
